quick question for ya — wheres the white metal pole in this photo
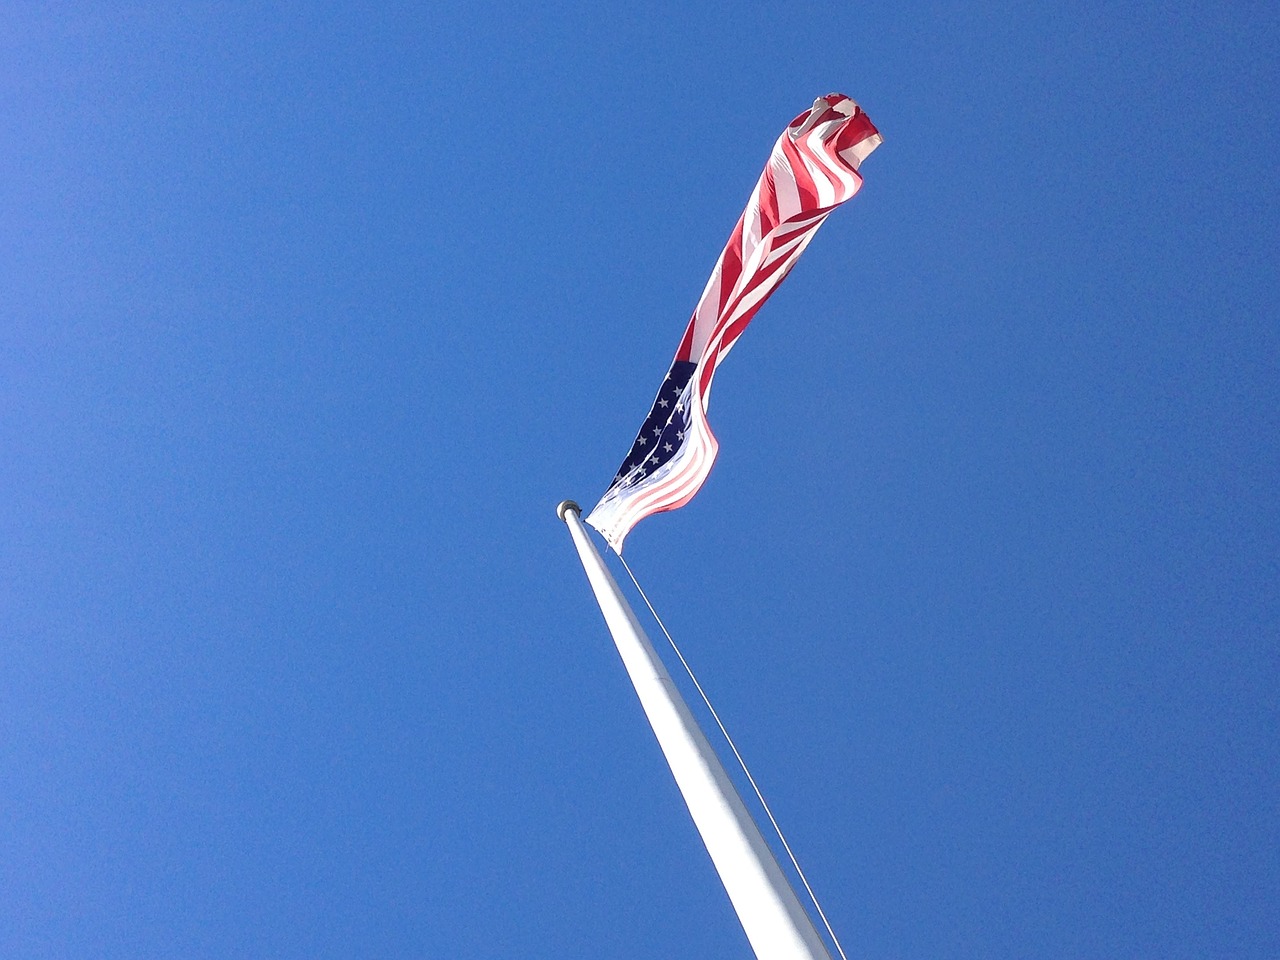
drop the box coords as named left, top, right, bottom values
left=557, top=500, right=832, bottom=960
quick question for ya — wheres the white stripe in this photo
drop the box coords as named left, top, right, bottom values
left=743, top=184, right=765, bottom=252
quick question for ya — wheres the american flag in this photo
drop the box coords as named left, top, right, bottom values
left=586, top=94, right=881, bottom=552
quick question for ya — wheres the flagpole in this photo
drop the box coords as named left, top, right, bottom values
left=558, top=500, right=833, bottom=960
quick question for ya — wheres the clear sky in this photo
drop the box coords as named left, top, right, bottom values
left=2, top=3, right=1277, bottom=958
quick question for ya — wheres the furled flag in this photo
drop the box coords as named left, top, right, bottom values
left=586, top=94, right=881, bottom=552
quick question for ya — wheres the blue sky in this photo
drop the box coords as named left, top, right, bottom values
left=2, top=3, right=1277, bottom=958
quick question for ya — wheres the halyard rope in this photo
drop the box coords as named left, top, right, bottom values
left=614, top=548, right=851, bottom=960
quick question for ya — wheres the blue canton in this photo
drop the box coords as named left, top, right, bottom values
left=611, top=360, right=697, bottom=486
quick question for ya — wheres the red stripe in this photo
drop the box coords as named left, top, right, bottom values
left=759, top=163, right=780, bottom=237
left=717, top=219, right=746, bottom=317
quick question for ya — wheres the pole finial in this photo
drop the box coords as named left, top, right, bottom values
left=556, top=499, right=581, bottom=522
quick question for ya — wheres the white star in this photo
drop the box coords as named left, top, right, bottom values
left=675, top=401, right=684, bottom=412
left=637, top=436, right=647, bottom=446
left=676, top=430, right=685, bottom=440
left=663, top=442, right=673, bottom=452
left=658, top=398, right=668, bottom=408
left=652, top=426, right=662, bottom=436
